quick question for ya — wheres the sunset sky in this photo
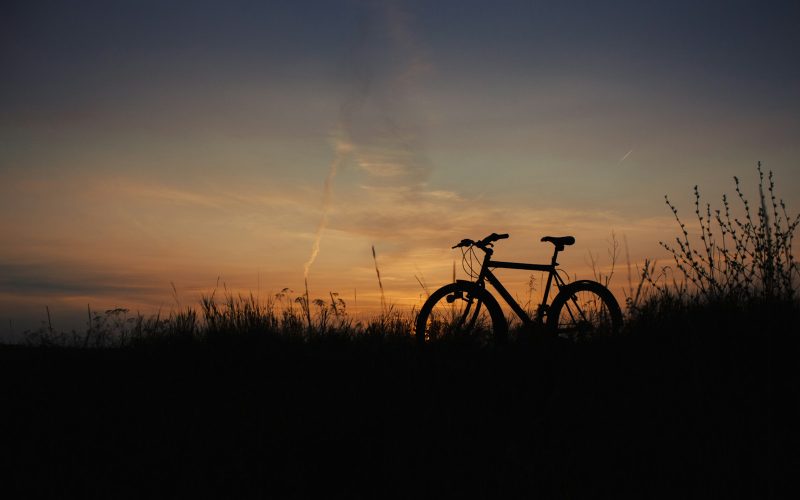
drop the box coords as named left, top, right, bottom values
left=2, top=0, right=799, bottom=337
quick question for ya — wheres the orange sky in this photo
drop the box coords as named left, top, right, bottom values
left=2, top=0, right=799, bottom=337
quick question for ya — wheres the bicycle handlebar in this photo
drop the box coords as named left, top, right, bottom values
left=452, top=239, right=474, bottom=249
left=451, top=233, right=509, bottom=249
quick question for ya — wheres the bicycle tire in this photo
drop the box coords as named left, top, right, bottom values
left=415, top=281, right=507, bottom=345
left=547, top=280, right=623, bottom=340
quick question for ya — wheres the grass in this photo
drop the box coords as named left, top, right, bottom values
left=3, top=164, right=797, bottom=497
left=6, top=296, right=793, bottom=497
left=21, top=289, right=416, bottom=349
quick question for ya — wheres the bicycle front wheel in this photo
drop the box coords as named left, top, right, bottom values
left=547, top=280, right=622, bottom=340
left=415, top=282, right=507, bottom=345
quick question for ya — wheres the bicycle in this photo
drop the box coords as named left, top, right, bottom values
left=415, top=232, right=623, bottom=344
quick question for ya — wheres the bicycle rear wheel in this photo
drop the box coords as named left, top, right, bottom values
left=547, top=280, right=622, bottom=340
left=415, top=282, right=507, bottom=345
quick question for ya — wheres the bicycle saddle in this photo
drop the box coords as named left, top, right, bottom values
left=541, top=236, right=575, bottom=250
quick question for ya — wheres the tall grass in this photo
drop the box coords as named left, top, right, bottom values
left=22, top=289, right=414, bottom=348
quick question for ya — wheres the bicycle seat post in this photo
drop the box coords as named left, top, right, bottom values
left=541, top=236, right=573, bottom=266
left=550, top=245, right=563, bottom=266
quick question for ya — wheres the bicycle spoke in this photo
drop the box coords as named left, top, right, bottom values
left=553, top=287, right=619, bottom=339
left=417, top=284, right=500, bottom=343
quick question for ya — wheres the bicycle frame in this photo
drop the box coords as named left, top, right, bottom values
left=417, top=233, right=623, bottom=343
left=471, top=245, right=566, bottom=326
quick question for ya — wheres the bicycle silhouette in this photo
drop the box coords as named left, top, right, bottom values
left=415, top=232, right=622, bottom=344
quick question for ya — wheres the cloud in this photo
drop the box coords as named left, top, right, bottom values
left=113, top=180, right=312, bottom=212
left=0, top=262, right=164, bottom=297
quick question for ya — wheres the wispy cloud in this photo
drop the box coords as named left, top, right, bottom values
left=0, top=262, right=165, bottom=297
left=114, top=181, right=311, bottom=212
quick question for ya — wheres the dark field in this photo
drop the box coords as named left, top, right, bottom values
left=3, top=301, right=795, bottom=499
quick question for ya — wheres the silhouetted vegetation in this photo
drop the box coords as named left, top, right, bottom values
left=623, top=164, right=798, bottom=329
left=660, top=162, right=796, bottom=302
left=4, top=165, right=795, bottom=497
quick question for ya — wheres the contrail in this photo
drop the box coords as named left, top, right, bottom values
left=303, top=1, right=429, bottom=282
left=303, top=136, right=352, bottom=280
left=301, top=3, right=371, bottom=283
left=618, top=149, right=634, bottom=165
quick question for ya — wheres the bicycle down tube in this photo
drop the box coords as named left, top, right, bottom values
left=481, top=265, right=551, bottom=324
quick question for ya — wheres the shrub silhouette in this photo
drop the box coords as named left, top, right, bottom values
left=657, top=162, right=797, bottom=304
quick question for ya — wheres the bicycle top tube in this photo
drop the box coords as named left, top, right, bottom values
left=489, top=260, right=554, bottom=272
left=452, top=232, right=562, bottom=270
